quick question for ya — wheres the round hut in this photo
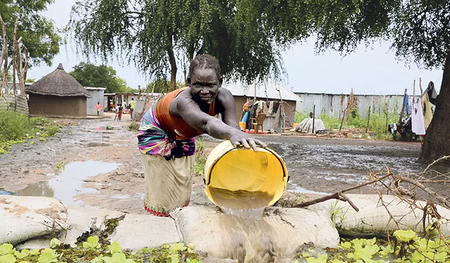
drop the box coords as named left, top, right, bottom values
left=26, top=63, right=90, bottom=118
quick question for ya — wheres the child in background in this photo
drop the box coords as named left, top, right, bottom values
left=118, top=104, right=123, bottom=121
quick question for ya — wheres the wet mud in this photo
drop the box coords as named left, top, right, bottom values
left=259, top=134, right=427, bottom=194
left=0, top=113, right=447, bottom=215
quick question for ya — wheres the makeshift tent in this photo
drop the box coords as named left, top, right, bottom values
left=294, top=117, right=327, bottom=134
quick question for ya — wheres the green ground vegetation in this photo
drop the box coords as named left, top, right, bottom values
left=295, top=107, right=400, bottom=141
left=1, top=230, right=448, bottom=262
left=0, top=110, right=61, bottom=154
left=294, top=230, right=450, bottom=263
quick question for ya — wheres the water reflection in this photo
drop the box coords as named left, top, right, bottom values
left=0, top=190, right=14, bottom=195
left=16, top=161, right=120, bottom=206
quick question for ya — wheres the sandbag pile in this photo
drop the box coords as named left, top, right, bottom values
left=0, top=195, right=69, bottom=245
left=308, top=194, right=450, bottom=238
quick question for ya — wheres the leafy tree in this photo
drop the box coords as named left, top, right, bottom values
left=144, top=79, right=185, bottom=94
left=265, top=0, right=449, bottom=163
left=145, top=80, right=170, bottom=94
left=0, top=0, right=61, bottom=67
left=69, top=62, right=130, bottom=93
left=391, top=1, right=450, bottom=163
left=67, top=0, right=287, bottom=91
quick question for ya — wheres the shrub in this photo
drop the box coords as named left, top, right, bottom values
left=318, top=113, right=342, bottom=131
left=0, top=110, right=29, bottom=142
left=346, top=108, right=366, bottom=128
left=294, top=112, right=308, bottom=123
left=0, top=110, right=61, bottom=153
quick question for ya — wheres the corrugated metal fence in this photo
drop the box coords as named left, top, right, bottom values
left=295, top=92, right=403, bottom=119
left=0, top=95, right=29, bottom=115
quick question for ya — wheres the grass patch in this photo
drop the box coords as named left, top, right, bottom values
left=0, top=110, right=61, bottom=154
left=128, top=121, right=140, bottom=131
left=296, top=107, right=399, bottom=140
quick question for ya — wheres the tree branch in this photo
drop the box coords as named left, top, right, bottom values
left=393, top=175, right=450, bottom=209
left=294, top=171, right=393, bottom=210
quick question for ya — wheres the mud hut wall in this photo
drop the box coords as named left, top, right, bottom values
left=86, top=88, right=105, bottom=116
left=295, top=92, right=404, bottom=119
left=28, top=94, right=87, bottom=117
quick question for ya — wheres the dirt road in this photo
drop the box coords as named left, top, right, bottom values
left=1, top=112, right=436, bottom=215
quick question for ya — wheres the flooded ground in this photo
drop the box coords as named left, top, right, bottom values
left=0, top=113, right=447, bottom=214
left=258, top=134, right=427, bottom=195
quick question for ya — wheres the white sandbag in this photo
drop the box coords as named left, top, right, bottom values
left=308, top=194, right=450, bottom=237
left=17, top=206, right=125, bottom=250
left=110, top=213, right=180, bottom=250
left=18, top=206, right=180, bottom=250
left=0, top=195, right=69, bottom=245
left=174, top=206, right=339, bottom=262
left=58, top=206, right=126, bottom=247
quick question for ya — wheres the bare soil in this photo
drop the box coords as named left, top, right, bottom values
left=1, top=112, right=439, bottom=215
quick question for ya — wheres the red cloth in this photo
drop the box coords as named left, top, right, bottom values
left=144, top=201, right=190, bottom=217
left=155, top=87, right=216, bottom=140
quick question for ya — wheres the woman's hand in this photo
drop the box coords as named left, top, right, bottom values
left=229, top=130, right=267, bottom=151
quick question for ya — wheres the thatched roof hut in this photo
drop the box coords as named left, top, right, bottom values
left=26, top=63, right=90, bottom=118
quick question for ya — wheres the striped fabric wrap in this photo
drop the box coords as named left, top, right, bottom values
left=137, top=101, right=196, bottom=158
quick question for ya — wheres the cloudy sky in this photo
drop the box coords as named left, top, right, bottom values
left=27, top=0, right=443, bottom=95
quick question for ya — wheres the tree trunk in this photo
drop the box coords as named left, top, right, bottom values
left=168, top=46, right=177, bottom=92
left=419, top=50, right=450, bottom=163
left=0, top=14, right=8, bottom=94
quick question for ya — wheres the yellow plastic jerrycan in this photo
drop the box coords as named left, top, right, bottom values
left=204, top=140, right=288, bottom=210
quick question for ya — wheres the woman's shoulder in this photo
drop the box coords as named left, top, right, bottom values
left=217, top=87, right=233, bottom=101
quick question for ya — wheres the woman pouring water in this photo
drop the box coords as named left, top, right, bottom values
left=137, top=54, right=266, bottom=217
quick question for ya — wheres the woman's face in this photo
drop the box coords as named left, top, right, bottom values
left=189, top=68, right=221, bottom=105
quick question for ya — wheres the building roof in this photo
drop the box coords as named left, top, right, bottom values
left=85, top=87, right=106, bottom=91
left=26, top=63, right=90, bottom=97
left=223, top=79, right=301, bottom=102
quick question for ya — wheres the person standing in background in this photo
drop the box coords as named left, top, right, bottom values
left=95, top=102, right=102, bottom=116
left=130, top=98, right=136, bottom=119
left=118, top=104, right=123, bottom=121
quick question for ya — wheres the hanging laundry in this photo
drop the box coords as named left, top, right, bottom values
left=422, top=92, right=433, bottom=129
left=411, top=97, right=426, bottom=136
left=404, top=94, right=410, bottom=116
left=425, top=81, right=438, bottom=105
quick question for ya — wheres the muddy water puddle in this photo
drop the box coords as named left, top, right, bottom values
left=250, top=135, right=450, bottom=196
left=11, top=161, right=120, bottom=205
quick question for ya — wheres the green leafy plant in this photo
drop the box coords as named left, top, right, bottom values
left=294, top=232, right=450, bottom=263
left=83, top=236, right=101, bottom=249
left=53, top=161, right=65, bottom=174
left=38, top=248, right=59, bottom=263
